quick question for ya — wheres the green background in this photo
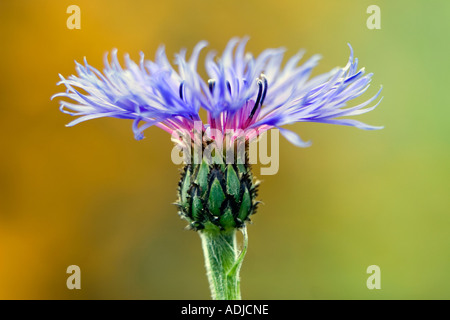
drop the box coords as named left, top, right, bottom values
left=0, top=0, right=448, bottom=299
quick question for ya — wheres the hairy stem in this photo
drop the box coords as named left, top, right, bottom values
left=199, top=227, right=248, bottom=300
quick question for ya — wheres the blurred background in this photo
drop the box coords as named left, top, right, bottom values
left=0, top=0, right=449, bottom=299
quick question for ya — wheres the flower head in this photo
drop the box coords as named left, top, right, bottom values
left=53, top=38, right=384, bottom=299
left=53, top=38, right=382, bottom=147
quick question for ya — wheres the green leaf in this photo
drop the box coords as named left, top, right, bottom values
left=196, top=160, right=209, bottom=197
left=191, top=191, right=204, bottom=221
left=238, top=186, right=251, bottom=222
left=226, top=165, right=240, bottom=202
left=181, top=169, right=191, bottom=205
left=219, top=206, right=235, bottom=229
left=236, top=163, right=246, bottom=176
left=208, top=178, right=226, bottom=216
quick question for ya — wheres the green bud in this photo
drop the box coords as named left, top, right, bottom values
left=176, top=154, right=259, bottom=231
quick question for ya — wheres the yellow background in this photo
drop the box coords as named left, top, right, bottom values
left=0, top=0, right=449, bottom=299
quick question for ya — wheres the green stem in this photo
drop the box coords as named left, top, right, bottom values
left=199, top=227, right=248, bottom=300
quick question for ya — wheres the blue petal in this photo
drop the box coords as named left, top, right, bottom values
left=278, top=127, right=312, bottom=147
